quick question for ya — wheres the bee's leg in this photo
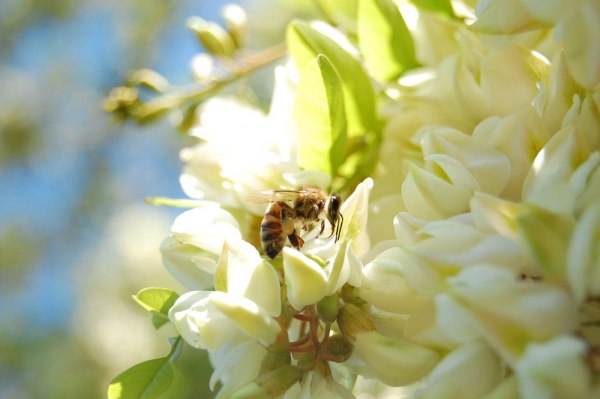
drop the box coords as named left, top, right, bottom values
left=319, top=220, right=326, bottom=236
left=288, top=231, right=305, bottom=249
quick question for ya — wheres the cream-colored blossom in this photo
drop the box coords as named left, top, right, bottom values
left=419, top=341, right=502, bottom=399
left=160, top=206, right=241, bottom=289
left=209, top=338, right=267, bottom=396
left=353, top=329, right=440, bottom=387
left=284, top=371, right=355, bottom=399
left=359, top=247, right=423, bottom=314
left=402, top=155, right=478, bottom=220
left=523, top=125, right=592, bottom=214
left=139, top=0, right=600, bottom=397
left=514, top=335, right=591, bottom=399
left=180, top=65, right=300, bottom=211
left=438, top=264, right=579, bottom=363
left=283, top=247, right=329, bottom=311
left=168, top=290, right=240, bottom=351
left=471, top=107, right=550, bottom=200
left=418, top=126, right=511, bottom=196
left=567, top=202, right=600, bottom=303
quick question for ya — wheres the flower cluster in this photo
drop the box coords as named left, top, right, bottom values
left=109, top=0, right=600, bottom=398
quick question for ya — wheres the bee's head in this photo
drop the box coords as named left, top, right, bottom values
left=326, top=194, right=343, bottom=241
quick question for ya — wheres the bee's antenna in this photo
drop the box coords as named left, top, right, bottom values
left=335, top=213, right=344, bottom=242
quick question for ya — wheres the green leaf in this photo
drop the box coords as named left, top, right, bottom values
left=287, top=20, right=376, bottom=137
left=108, top=357, right=174, bottom=399
left=315, top=0, right=358, bottom=30
left=133, top=288, right=180, bottom=328
left=294, top=54, right=347, bottom=176
left=214, top=241, right=229, bottom=292
left=358, top=0, right=418, bottom=82
left=408, top=0, right=455, bottom=19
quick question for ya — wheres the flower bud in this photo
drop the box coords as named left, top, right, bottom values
left=317, top=294, right=339, bottom=323
left=160, top=236, right=215, bottom=290
left=168, top=291, right=238, bottom=351
left=210, top=291, right=281, bottom=347
left=402, top=155, right=478, bottom=220
left=321, top=334, right=353, bottom=363
left=414, top=221, right=522, bottom=274
left=555, top=1, right=600, bottom=88
left=523, top=125, right=591, bottom=214
left=359, top=247, right=424, bottom=313
left=567, top=202, right=600, bottom=303
left=514, top=335, right=591, bottom=399
left=259, top=349, right=291, bottom=375
left=190, top=53, right=215, bottom=84
left=573, top=152, right=600, bottom=216
left=419, top=126, right=511, bottom=196
left=472, top=107, right=549, bottom=200
left=516, top=203, right=575, bottom=283
left=222, top=3, right=247, bottom=49
left=353, top=330, right=440, bottom=386
left=337, top=303, right=375, bottom=341
left=128, top=68, right=169, bottom=92
left=443, top=264, right=579, bottom=363
left=187, top=16, right=235, bottom=58
left=472, top=0, right=544, bottom=34
left=282, top=247, right=328, bottom=311
left=420, top=341, right=501, bottom=399
left=470, top=192, right=520, bottom=239
left=532, top=52, right=577, bottom=134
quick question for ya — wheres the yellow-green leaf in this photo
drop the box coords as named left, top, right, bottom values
left=358, top=0, right=418, bottom=82
left=315, top=0, right=359, bottom=30
left=133, top=287, right=179, bottom=329
left=107, top=357, right=173, bottom=399
left=287, top=20, right=376, bottom=137
left=294, top=54, right=347, bottom=176
left=408, top=0, right=455, bottom=19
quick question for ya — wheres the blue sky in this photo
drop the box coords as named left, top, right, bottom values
left=0, top=0, right=233, bottom=333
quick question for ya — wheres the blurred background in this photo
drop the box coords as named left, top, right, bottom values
left=0, top=0, right=315, bottom=397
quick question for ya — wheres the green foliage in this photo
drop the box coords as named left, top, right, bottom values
left=358, top=0, right=418, bottom=81
left=314, top=0, right=358, bottom=30
left=287, top=20, right=376, bottom=137
left=133, top=287, right=180, bottom=329
left=294, top=54, right=347, bottom=176
left=108, top=338, right=183, bottom=399
left=408, top=0, right=456, bottom=19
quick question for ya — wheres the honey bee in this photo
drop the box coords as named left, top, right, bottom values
left=247, top=187, right=343, bottom=258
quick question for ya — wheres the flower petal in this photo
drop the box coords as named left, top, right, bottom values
left=283, top=247, right=328, bottom=311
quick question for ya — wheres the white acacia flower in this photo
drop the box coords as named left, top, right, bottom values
left=168, top=238, right=282, bottom=351
left=209, top=338, right=267, bottom=396
left=522, top=126, right=593, bottom=214
left=283, top=371, right=355, bottom=399
left=514, top=335, right=591, bottom=399
left=139, top=1, right=600, bottom=397
left=471, top=106, right=550, bottom=200
left=160, top=205, right=241, bottom=289
left=352, top=329, right=440, bottom=387
left=418, top=340, right=502, bottom=399
left=436, top=264, right=579, bottom=364
left=482, top=0, right=600, bottom=88
left=405, top=33, right=543, bottom=133
left=180, top=65, right=301, bottom=211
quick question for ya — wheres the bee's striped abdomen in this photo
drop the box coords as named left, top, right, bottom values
left=261, top=202, right=287, bottom=258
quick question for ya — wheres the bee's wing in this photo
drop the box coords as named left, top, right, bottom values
left=244, top=189, right=301, bottom=204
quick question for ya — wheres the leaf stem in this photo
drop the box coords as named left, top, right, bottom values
left=174, top=43, right=287, bottom=107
